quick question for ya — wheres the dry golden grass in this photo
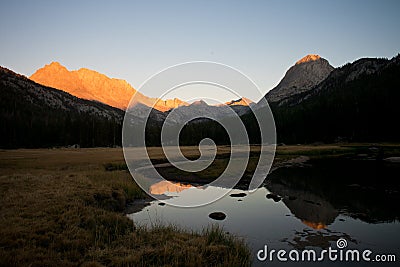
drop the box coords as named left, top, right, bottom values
left=0, top=148, right=250, bottom=267
left=275, top=143, right=400, bottom=160
left=2, top=144, right=396, bottom=266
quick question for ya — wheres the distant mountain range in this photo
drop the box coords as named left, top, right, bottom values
left=29, top=62, right=253, bottom=124
left=179, top=53, right=400, bottom=145
left=1, top=53, right=399, bottom=147
left=0, top=66, right=124, bottom=148
left=266, top=54, right=400, bottom=143
left=30, top=62, right=188, bottom=111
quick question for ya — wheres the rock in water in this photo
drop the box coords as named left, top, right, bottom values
left=209, top=212, right=227, bottom=220
left=266, top=193, right=281, bottom=202
left=229, top=192, right=247, bottom=198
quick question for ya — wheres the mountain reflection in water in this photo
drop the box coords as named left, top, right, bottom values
left=265, top=158, right=400, bottom=226
left=266, top=181, right=339, bottom=230
left=149, top=180, right=196, bottom=195
left=130, top=157, right=400, bottom=265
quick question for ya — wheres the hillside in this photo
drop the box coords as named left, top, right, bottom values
left=0, top=66, right=124, bottom=148
left=3, top=53, right=399, bottom=148
left=270, top=54, right=400, bottom=143
left=185, top=54, right=400, bottom=145
left=30, top=62, right=188, bottom=111
left=265, top=54, right=334, bottom=103
left=1, top=65, right=257, bottom=148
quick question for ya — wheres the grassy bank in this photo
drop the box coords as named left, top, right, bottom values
left=2, top=144, right=399, bottom=266
left=0, top=148, right=250, bottom=266
left=152, top=143, right=400, bottom=184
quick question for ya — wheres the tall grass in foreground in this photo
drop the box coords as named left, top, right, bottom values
left=0, top=149, right=250, bottom=266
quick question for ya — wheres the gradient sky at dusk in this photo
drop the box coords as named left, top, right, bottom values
left=1, top=0, right=399, bottom=102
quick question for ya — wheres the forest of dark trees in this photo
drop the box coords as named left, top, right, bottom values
left=178, top=57, right=400, bottom=145
left=0, top=67, right=123, bottom=148
left=270, top=60, right=400, bottom=144
left=0, top=110, right=122, bottom=148
left=0, top=100, right=122, bottom=148
left=1, top=56, right=399, bottom=148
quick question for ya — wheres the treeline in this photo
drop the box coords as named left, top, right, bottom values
left=179, top=57, right=400, bottom=145
left=0, top=67, right=123, bottom=148
left=1, top=112, right=121, bottom=149
left=177, top=114, right=262, bottom=146
left=0, top=97, right=122, bottom=148
left=270, top=57, right=400, bottom=144
left=2, top=55, right=400, bottom=148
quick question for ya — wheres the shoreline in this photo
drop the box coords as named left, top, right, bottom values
left=0, top=148, right=251, bottom=266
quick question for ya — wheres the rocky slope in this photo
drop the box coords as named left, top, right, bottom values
left=1, top=66, right=123, bottom=120
left=0, top=66, right=125, bottom=147
left=281, top=56, right=398, bottom=107
left=127, top=97, right=254, bottom=125
left=160, top=98, right=254, bottom=124
left=30, top=62, right=188, bottom=111
left=225, top=97, right=253, bottom=106
left=269, top=54, right=400, bottom=143
left=265, top=54, right=334, bottom=103
left=30, top=62, right=255, bottom=123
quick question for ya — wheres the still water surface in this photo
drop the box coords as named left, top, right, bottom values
left=128, top=158, right=400, bottom=266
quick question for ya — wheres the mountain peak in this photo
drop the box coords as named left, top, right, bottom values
left=296, top=54, right=322, bottom=65
left=30, top=62, right=139, bottom=110
left=44, top=61, right=68, bottom=71
left=46, top=61, right=64, bottom=67
left=265, top=54, right=334, bottom=103
left=191, top=100, right=208, bottom=106
left=225, top=97, right=253, bottom=106
left=30, top=62, right=187, bottom=111
left=49, top=61, right=62, bottom=66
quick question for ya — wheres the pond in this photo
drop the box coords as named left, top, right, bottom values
left=128, top=157, right=400, bottom=266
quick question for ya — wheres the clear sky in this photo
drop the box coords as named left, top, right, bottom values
left=1, top=0, right=399, bottom=102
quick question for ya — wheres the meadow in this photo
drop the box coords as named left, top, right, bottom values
left=1, top=144, right=399, bottom=266
left=0, top=148, right=250, bottom=266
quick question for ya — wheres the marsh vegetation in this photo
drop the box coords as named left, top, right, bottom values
left=0, top=148, right=250, bottom=266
